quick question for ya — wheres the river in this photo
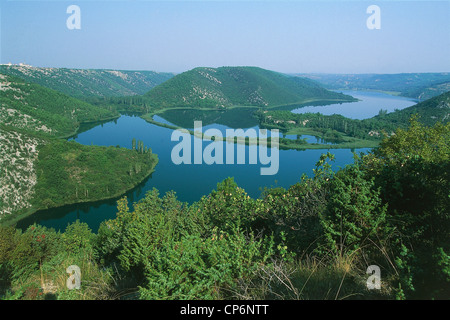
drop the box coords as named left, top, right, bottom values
left=16, top=91, right=416, bottom=232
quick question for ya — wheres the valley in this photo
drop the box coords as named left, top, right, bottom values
left=1, top=0, right=449, bottom=304
left=0, top=64, right=448, bottom=301
left=2, top=65, right=449, bottom=223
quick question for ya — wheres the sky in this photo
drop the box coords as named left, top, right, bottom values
left=1, top=0, right=449, bottom=74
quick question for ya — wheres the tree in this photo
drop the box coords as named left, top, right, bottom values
left=319, top=161, right=388, bottom=257
left=363, top=116, right=450, bottom=299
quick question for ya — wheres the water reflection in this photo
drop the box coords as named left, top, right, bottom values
left=18, top=89, right=411, bottom=232
left=291, top=90, right=417, bottom=119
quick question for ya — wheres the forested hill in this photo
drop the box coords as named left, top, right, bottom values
left=377, top=91, right=450, bottom=126
left=297, top=73, right=450, bottom=101
left=0, top=64, right=174, bottom=99
left=0, top=73, right=118, bottom=137
left=144, top=66, right=356, bottom=109
left=0, top=73, right=158, bottom=223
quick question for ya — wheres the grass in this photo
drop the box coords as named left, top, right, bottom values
left=226, top=252, right=395, bottom=300
left=5, top=252, right=115, bottom=300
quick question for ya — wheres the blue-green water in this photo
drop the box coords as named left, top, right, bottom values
left=16, top=91, right=415, bottom=232
left=291, top=90, right=416, bottom=119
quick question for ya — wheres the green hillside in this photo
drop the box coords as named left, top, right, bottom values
left=0, top=125, right=158, bottom=225
left=0, top=64, right=174, bottom=99
left=144, top=66, right=356, bottom=109
left=0, top=73, right=118, bottom=137
left=378, top=91, right=450, bottom=126
left=0, top=73, right=158, bottom=222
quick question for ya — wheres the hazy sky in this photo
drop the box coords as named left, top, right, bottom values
left=1, top=1, right=449, bottom=74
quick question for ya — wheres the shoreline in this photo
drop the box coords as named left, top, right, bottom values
left=0, top=160, right=158, bottom=228
left=57, top=114, right=121, bottom=140
left=0, top=113, right=157, bottom=227
left=141, top=111, right=380, bottom=151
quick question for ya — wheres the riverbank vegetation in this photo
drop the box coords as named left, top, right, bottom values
left=253, top=91, right=450, bottom=150
left=137, top=91, right=448, bottom=151
left=0, top=126, right=158, bottom=226
left=0, top=73, right=159, bottom=224
left=1, top=118, right=448, bottom=300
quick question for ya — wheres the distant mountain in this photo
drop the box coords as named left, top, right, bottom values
left=296, top=73, right=450, bottom=100
left=0, top=73, right=118, bottom=137
left=0, top=64, right=174, bottom=99
left=402, top=82, right=450, bottom=101
left=380, top=91, right=450, bottom=126
left=144, top=66, right=356, bottom=109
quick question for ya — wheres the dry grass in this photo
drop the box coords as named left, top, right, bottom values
left=224, top=248, right=396, bottom=300
left=9, top=253, right=116, bottom=300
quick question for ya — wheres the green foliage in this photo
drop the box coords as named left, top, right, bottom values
left=0, top=221, right=113, bottom=300
left=0, top=73, right=118, bottom=137
left=62, top=220, right=95, bottom=256
left=380, top=91, right=450, bottom=126
left=258, top=110, right=384, bottom=142
left=196, top=177, right=257, bottom=232
left=363, top=117, right=450, bottom=299
left=1, top=117, right=448, bottom=300
left=95, top=189, right=273, bottom=299
left=33, top=138, right=158, bottom=212
left=254, top=178, right=325, bottom=256
left=96, top=190, right=199, bottom=268
left=7, top=225, right=61, bottom=281
left=369, top=117, right=449, bottom=238
left=0, top=226, right=17, bottom=265
left=319, top=160, right=388, bottom=256
left=139, top=227, right=272, bottom=299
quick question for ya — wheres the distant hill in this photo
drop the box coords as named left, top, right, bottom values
left=296, top=73, right=450, bottom=100
left=0, top=64, right=174, bottom=99
left=402, top=82, right=450, bottom=101
left=144, top=66, right=356, bottom=109
left=0, top=73, right=118, bottom=137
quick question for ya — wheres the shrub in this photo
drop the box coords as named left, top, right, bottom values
left=319, top=162, right=388, bottom=257
left=62, top=220, right=95, bottom=257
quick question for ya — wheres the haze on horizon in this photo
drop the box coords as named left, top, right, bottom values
left=1, top=0, right=449, bottom=74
